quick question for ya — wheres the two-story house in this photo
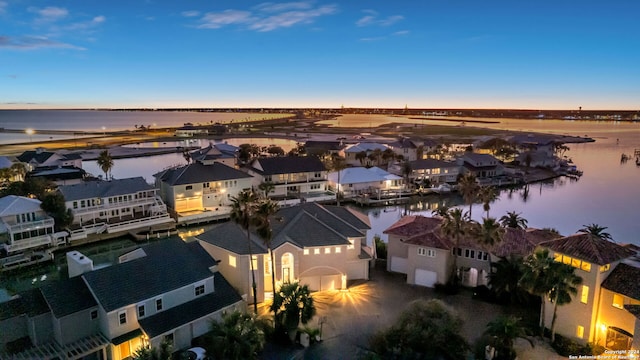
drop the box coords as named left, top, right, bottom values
left=0, top=238, right=244, bottom=359
left=58, top=177, right=174, bottom=240
left=539, top=234, right=637, bottom=350
left=387, top=138, right=419, bottom=162
left=154, top=162, right=253, bottom=224
left=196, top=203, right=373, bottom=304
left=17, top=148, right=82, bottom=171
left=342, top=143, right=390, bottom=166
left=0, top=195, right=66, bottom=257
left=327, top=167, right=403, bottom=199
left=459, top=153, right=504, bottom=179
left=395, top=159, right=460, bottom=185
left=244, top=156, right=328, bottom=202
left=189, top=142, right=238, bottom=167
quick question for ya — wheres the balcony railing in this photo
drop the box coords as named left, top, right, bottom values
left=6, top=218, right=55, bottom=234
left=71, top=197, right=157, bottom=215
left=4, top=235, right=52, bottom=253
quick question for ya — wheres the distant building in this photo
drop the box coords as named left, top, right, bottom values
left=17, top=148, right=82, bottom=171
left=245, top=156, right=328, bottom=201
left=189, top=142, right=238, bottom=167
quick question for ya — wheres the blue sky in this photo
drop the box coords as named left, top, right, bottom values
left=1, top=1, right=639, bottom=110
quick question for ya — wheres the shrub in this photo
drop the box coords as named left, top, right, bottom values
left=374, top=235, right=387, bottom=259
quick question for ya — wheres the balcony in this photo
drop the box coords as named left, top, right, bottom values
left=4, top=234, right=52, bottom=254
left=6, top=218, right=55, bottom=234
left=72, top=197, right=157, bottom=215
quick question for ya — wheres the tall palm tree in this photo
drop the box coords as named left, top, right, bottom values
left=270, top=282, right=316, bottom=340
left=548, top=262, right=583, bottom=342
left=440, top=208, right=471, bottom=285
left=500, top=211, right=528, bottom=229
left=484, top=315, right=533, bottom=360
left=401, top=160, right=412, bottom=192
left=230, top=190, right=259, bottom=313
left=431, top=205, right=450, bottom=218
left=96, top=150, right=114, bottom=180
left=457, top=173, right=479, bottom=217
left=479, top=186, right=498, bottom=217
left=329, top=154, right=347, bottom=206
left=257, top=181, right=275, bottom=199
left=207, top=311, right=266, bottom=360
left=253, top=199, right=280, bottom=303
left=489, top=256, right=529, bottom=305
left=355, top=151, right=367, bottom=166
left=520, top=249, right=555, bottom=336
left=477, top=217, right=505, bottom=247
left=578, top=223, right=613, bottom=242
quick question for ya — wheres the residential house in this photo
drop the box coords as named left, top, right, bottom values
left=244, top=156, right=328, bottom=202
left=459, top=153, right=504, bottom=179
left=395, top=159, right=460, bottom=185
left=58, top=177, right=174, bottom=240
left=509, top=134, right=558, bottom=157
left=0, top=195, right=66, bottom=256
left=196, top=203, right=373, bottom=303
left=28, top=166, right=86, bottom=186
left=387, top=138, right=419, bottom=162
left=327, top=167, right=403, bottom=198
left=174, top=123, right=207, bottom=137
left=189, top=142, right=238, bottom=167
left=0, top=157, right=25, bottom=183
left=0, top=238, right=244, bottom=359
left=343, top=143, right=390, bottom=166
left=303, top=140, right=346, bottom=157
left=539, top=234, right=637, bottom=350
left=154, top=162, right=253, bottom=224
left=421, top=139, right=442, bottom=159
left=17, top=149, right=82, bottom=171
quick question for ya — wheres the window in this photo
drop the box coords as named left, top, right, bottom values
left=314, top=248, right=320, bottom=255
left=229, top=255, right=236, bottom=268
left=576, top=325, right=584, bottom=339
left=613, top=294, right=624, bottom=309
left=581, top=262, right=591, bottom=272
left=347, top=239, right=354, bottom=250
left=251, top=255, right=258, bottom=270
left=427, top=249, right=436, bottom=257
left=195, top=284, right=205, bottom=296
left=203, top=182, right=210, bottom=188
left=581, top=286, right=589, bottom=304
left=73, top=201, right=78, bottom=209
left=186, top=185, right=193, bottom=190
left=138, top=304, right=145, bottom=318
left=304, top=249, right=310, bottom=255
left=118, top=311, right=127, bottom=325
left=600, top=264, right=611, bottom=272
left=418, top=248, right=427, bottom=256
left=90, top=310, right=98, bottom=320
left=335, top=247, right=341, bottom=253
left=156, top=298, right=163, bottom=311
left=324, top=248, right=331, bottom=254
left=80, top=200, right=86, bottom=208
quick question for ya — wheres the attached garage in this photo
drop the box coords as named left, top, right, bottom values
left=174, top=197, right=201, bottom=213
left=414, top=269, right=438, bottom=288
left=390, top=256, right=408, bottom=274
left=299, top=274, right=343, bottom=291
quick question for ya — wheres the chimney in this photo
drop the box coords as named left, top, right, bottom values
left=67, top=251, right=94, bottom=277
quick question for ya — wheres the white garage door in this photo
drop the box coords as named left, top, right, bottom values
left=414, top=269, right=438, bottom=288
left=390, top=256, right=408, bottom=274
left=175, top=198, right=201, bottom=212
left=300, top=275, right=342, bottom=291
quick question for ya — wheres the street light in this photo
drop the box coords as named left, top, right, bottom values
left=25, top=128, right=34, bottom=143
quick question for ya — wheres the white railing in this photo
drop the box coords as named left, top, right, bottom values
left=105, top=213, right=173, bottom=233
left=71, top=197, right=156, bottom=215
left=7, top=218, right=54, bottom=234
left=4, top=235, right=52, bottom=253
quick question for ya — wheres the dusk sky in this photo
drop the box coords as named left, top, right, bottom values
left=1, top=1, right=639, bottom=110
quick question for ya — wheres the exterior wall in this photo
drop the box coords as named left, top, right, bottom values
left=66, top=189, right=159, bottom=224
left=57, top=307, right=100, bottom=345
left=30, top=312, right=54, bottom=345
left=0, top=315, right=29, bottom=349
left=296, top=244, right=348, bottom=280
left=248, top=170, right=328, bottom=198
left=406, top=246, right=451, bottom=285
left=386, top=234, right=409, bottom=273
left=595, top=289, right=639, bottom=347
left=411, top=167, right=460, bottom=184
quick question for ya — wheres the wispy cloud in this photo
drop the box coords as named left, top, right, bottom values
left=29, top=6, right=69, bottom=23
left=0, top=35, right=85, bottom=50
left=191, top=1, right=337, bottom=32
left=359, top=30, right=410, bottom=42
left=0, top=1, right=8, bottom=14
left=65, top=15, right=106, bottom=31
left=356, top=9, right=403, bottom=27
left=182, top=10, right=200, bottom=18
left=393, top=30, right=409, bottom=36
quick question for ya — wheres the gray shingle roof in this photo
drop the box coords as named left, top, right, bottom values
left=0, top=288, right=49, bottom=321
left=249, top=156, right=325, bottom=175
left=17, top=150, right=55, bottom=164
left=601, top=263, right=640, bottom=300
left=138, top=272, right=241, bottom=338
left=58, top=177, right=153, bottom=201
left=82, top=238, right=217, bottom=312
left=157, top=163, right=251, bottom=186
left=40, top=276, right=97, bottom=318
left=272, top=212, right=351, bottom=248
left=197, top=222, right=268, bottom=255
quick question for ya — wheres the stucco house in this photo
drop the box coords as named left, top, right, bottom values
left=0, top=238, right=243, bottom=359
left=327, top=167, right=403, bottom=199
left=387, top=138, right=419, bottom=162
left=154, top=162, right=253, bottom=224
left=196, top=203, right=373, bottom=304
left=539, top=234, right=638, bottom=350
left=58, top=177, right=174, bottom=240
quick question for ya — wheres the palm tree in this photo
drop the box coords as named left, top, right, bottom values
left=578, top=223, right=613, bottom=242
left=500, top=211, right=528, bottom=229
left=477, top=217, right=505, bottom=247
left=9, top=163, right=27, bottom=182
left=182, top=150, right=191, bottom=164
left=253, top=199, right=280, bottom=303
left=132, top=340, right=172, bottom=360
left=548, top=262, right=583, bottom=342
left=458, top=173, right=479, bottom=217
left=355, top=151, right=367, bottom=166
left=207, top=311, right=266, bottom=360
left=479, top=186, right=498, bottom=217
left=371, top=148, right=383, bottom=166
left=257, top=181, right=275, bottom=199
left=520, top=249, right=555, bottom=336
left=440, top=208, right=472, bottom=285
left=329, top=154, right=347, bottom=206
left=382, top=148, right=395, bottom=165
left=431, top=205, right=450, bottom=218
left=484, top=315, right=533, bottom=360
left=488, top=256, right=529, bottom=305
left=96, top=150, right=114, bottom=180
left=270, top=282, right=316, bottom=340
left=401, top=160, right=412, bottom=192
left=230, top=190, right=259, bottom=313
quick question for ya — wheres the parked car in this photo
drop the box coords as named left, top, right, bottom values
left=176, top=347, right=208, bottom=360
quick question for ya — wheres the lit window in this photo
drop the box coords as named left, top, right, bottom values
left=325, top=248, right=331, bottom=254
left=572, top=258, right=581, bottom=268
left=119, top=311, right=127, bottom=325
left=581, top=262, right=591, bottom=272
left=576, top=325, right=584, bottom=339
left=251, top=255, right=258, bottom=269
left=348, top=240, right=354, bottom=250
left=563, top=255, right=571, bottom=265
left=335, top=247, right=341, bottom=253
left=156, top=298, right=163, bottom=311
left=314, top=248, right=320, bottom=255
left=613, top=294, right=624, bottom=309
left=600, top=264, right=610, bottom=272
left=138, top=305, right=145, bottom=318
left=229, top=255, right=236, bottom=268
left=581, top=286, right=589, bottom=304
left=304, top=249, right=310, bottom=255
left=195, top=284, right=205, bottom=296
left=553, top=253, right=562, bottom=262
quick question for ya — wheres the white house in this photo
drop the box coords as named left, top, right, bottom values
left=327, top=167, right=403, bottom=198
left=343, top=143, right=391, bottom=166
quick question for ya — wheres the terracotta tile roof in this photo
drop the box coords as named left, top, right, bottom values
left=404, top=232, right=452, bottom=250
left=540, top=233, right=635, bottom=265
left=383, top=215, right=442, bottom=237
left=491, top=228, right=561, bottom=258
left=601, top=263, right=640, bottom=300
left=624, top=305, right=640, bottom=319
